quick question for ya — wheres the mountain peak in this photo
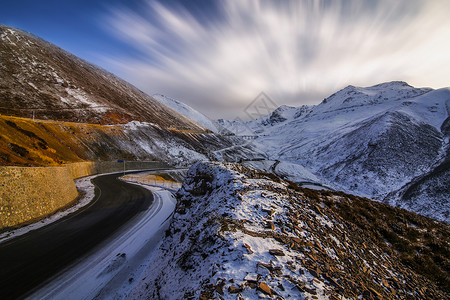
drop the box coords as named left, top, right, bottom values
left=319, top=81, right=432, bottom=111
left=370, top=81, right=413, bottom=89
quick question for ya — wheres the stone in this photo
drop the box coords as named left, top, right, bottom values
left=269, top=249, right=285, bottom=256
left=215, top=280, right=225, bottom=295
left=257, top=282, right=272, bottom=296
left=228, top=286, right=243, bottom=294
left=244, top=273, right=259, bottom=283
left=243, top=243, right=254, bottom=254
left=292, top=237, right=302, bottom=243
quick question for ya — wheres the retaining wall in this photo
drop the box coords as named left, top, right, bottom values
left=0, top=161, right=171, bottom=230
left=0, top=164, right=81, bottom=229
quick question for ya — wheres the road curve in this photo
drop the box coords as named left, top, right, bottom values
left=0, top=172, right=153, bottom=299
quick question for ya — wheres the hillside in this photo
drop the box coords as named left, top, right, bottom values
left=0, top=115, right=264, bottom=167
left=0, top=25, right=205, bottom=130
left=220, top=82, right=450, bottom=222
left=129, top=162, right=449, bottom=299
left=152, top=94, right=222, bottom=133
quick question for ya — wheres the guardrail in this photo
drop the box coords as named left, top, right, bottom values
left=121, top=174, right=182, bottom=192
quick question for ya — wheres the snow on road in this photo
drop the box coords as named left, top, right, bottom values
left=30, top=182, right=177, bottom=300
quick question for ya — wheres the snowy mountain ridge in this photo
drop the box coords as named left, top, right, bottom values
left=176, top=81, right=448, bottom=223
left=229, top=82, right=450, bottom=222
left=152, top=94, right=221, bottom=133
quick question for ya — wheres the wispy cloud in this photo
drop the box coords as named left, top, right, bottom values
left=103, top=0, right=450, bottom=119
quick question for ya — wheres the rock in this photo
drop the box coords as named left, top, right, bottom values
left=292, top=237, right=302, bottom=243
left=363, top=287, right=382, bottom=299
left=262, top=208, right=274, bottom=216
left=257, top=282, right=273, bottom=296
left=267, top=221, right=275, bottom=230
left=294, top=225, right=303, bottom=232
left=244, top=273, right=259, bottom=283
left=258, top=262, right=282, bottom=276
left=258, top=262, right=272, bottom=270
left=269, top=249, right=285, bottom=256
left=228, top=285, right=243, bottom=294
left=243, top=243, right=254, bottom=254
left=215, top=280, right=225, bottom=295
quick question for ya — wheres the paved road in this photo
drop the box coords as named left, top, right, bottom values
left=0, top=173, right=153, bottom=299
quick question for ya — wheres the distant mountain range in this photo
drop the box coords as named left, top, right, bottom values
left=216, top=81, right=450, bottom=222
left=156, top=81, right=449, bottom=223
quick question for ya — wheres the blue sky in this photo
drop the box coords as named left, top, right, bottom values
left=2, top=0, right=450, bottom=119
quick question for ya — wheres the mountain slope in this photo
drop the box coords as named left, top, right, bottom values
left=0, top=25, right=268, bottom=167
left=220, top=82, right=450, bottom=222
left=152, top=94, right=221, bottom=133
left=129, top=162, right=449, bottom=299
left=0, top=115, right=266, bottom=167
left=0, top=25, right=205, bottom=130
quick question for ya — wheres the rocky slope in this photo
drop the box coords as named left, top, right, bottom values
left=0, top=25, right=205, bottom=129
left=220, top=82, right=450, bottom=222
left=129, top=162, right=449, bottom=299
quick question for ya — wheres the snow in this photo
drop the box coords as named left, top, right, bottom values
left=127, top=162, right=334, bottom=299
left=243, top=160, right=323, bottom=185
left=30, top=179, right=177, bottom=300
left=219, top=82, right=450, bottom=222
left=27, top=82, right=38, bottom=90
left=152, top=94, right=219, bottom=132
left=129, top=162, right=443, bottom=298
left=0, top=175, right=96, bottom=244
left=66, top=88, right=107, bottom=112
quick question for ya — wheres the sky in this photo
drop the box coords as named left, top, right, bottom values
left=2, top=0, right=450, bottom=119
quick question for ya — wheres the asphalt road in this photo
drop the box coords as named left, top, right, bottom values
left=0, top=172, right=153, bottom=299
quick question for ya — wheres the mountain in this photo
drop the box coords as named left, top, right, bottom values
left=128, top=162, right=449, bottom=299
left=152, top=94, right=221, bottom=133
left=0, top=25, right=205, bottom=130
left=220, top=82, right=450, bottom=222
left=0, top=25, right=266, bottom=167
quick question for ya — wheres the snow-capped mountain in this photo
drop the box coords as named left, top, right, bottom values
left=220, top=81, right=450, bottom=222
left=152, top=94, right=220, bottom=133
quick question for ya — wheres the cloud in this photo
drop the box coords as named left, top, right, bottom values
left=103, top=0, right=450, bottom=119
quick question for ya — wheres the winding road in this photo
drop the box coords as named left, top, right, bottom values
left=0, top=172, right=155, bottom=299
